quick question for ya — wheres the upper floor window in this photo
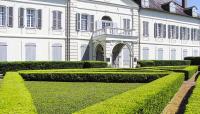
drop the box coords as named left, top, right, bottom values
left=142, top=0, right=149, bottom=8
left=143, top=21, right=149, bottom=37
left=192, top=7, right=198, bottom=17
left=168, top=25, right=179, bottom=39
left=52, top=11, right=62, bottom=30
left=169, top=2, right=176, bottom=13
left=0, top=6, right=13, bottom=27
left=19, top=8, right=42, bottom=29
left=191, top=28, right=198, bottom=41
left=27, top=9, right=36, bottom=28
left=123, top=19, right=130, bottom=30
left=76, top=13, right=94, bottom=32
left=154, top=23, right=166, bottom=38
left=180, top=27, right=190, bottom=40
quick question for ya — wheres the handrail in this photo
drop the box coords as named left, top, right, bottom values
left=93, top=28, right=135, bottom=37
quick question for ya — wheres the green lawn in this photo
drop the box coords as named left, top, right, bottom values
left=26, top=82, right=144, bottom=114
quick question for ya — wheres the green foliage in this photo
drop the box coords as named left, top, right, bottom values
left=185, top=76, right=200, bottom=114
left=138, top=60, right=191, bottom=67
left=185, top=57, right=200, bottom=65
left=26, top=82, right=144, bottom=114
left=74, top=73, right=184, bottom=114
left=0, top=61, right=107, bottom=74
left=20, top=71, right=169, bottom=83
left=0, top=72, right=37, bottom=114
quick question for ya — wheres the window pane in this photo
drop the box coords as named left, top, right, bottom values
left=0, top=42, right=7, bottom=61
left=143, top=48, right=149, bottom=60
left=25, top=43, right=36, bottom=61
left=52, top=43, right=62, bottom=61
left=81, top=14, right=88, bottom=31
left=171, top=49, right=176, bottom=60
left=0, top=6, right=6, bottom=26
left=158, top=48, right=163, bottom=60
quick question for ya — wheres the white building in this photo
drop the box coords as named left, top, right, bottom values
left=0, top=0, right=66, bottom=61
left=135, top=0, right=200, bottom=61
left=0, top=0, right=200, bottom=68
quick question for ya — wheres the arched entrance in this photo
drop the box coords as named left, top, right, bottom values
left=112, top=43, right=131, bottom=68
left=96, top=44, right=104, bottom=61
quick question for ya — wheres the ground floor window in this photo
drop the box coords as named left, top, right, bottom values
left=123, top=47, right=130, bottom=66
left=52, top=43, right=62, bottom=61
left=81, top=44, right=89, bottom=60
left=25, top=43, right=36, bottom=61
left=0, top=42, right=7, bottom=61
left=143, top=47, right=149, bottom=60
left=193, top=50, right=198, bottom=56
left=157, top=48, right=163, bottom=60
left=171, top=49, right=176, bottom=60
left=183, top=49, right=188, bottom=59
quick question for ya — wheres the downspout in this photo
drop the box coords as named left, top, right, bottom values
left=66, top=0, right=71, bottom=61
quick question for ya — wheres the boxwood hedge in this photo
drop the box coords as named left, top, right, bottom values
left=138, top=60, right=191, bottom=67
left=19, top=72, right=169, bottom=83
left=74, top=73, right=184, bottom=114
left=0, top=61, right=107, bottom=74
left=0, top=72, right=37, bottom=114
left=185, top=76, right=200, bottom=114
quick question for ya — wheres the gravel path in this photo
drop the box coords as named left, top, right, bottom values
left=162, top=72, right=199, bottom=114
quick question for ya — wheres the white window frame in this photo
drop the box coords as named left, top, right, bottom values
left=52, top=43, right=62, bottom=61
left=157, top=48, right=163, bottom=60
left=81, top=14, right=88, bottom=31
left=142, top=0, right=149, bottom=8
left=0, top=42, right=7, bottom=61
left=192, top=7, right=198, bottom=17
left=0, top=6, right=6, bottom=27
left=143, top=21, right=149, bottom=37
left=143, top=47, right=149, bottom=60
left=183, top=49, right=188, bottom=59
left=168, top=25, right=176, bottom=39
left=26, top=8, right=36, bottom=28
left=52, top=10, right=62, bottom=30
left=25, top=43, right=36, bottom=61
left=171, top=49, right=176, bottom=60
left=170, top=2, right=176, bottom=13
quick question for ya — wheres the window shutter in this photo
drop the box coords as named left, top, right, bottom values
left=154, top=23, right=157, bottom=38
left=7, top=7, right=13, bottom=27
left=188, top=28, right=190, bottom=40
left=176, top=26, right=179, bottom=39
left=58, top=11, right=62, bottom=29
left=143, top=21, right=145, bottom=36
left=52, top=11, right=57, bottom=30
left=37, top=9, right=42, bottom=29
left=19, top=8, right=24, bottom=28
left=180, top=27, right=182, bottom=40
left=163, top=24, right=166, bottom=38
left=90, top=15, right=94, bottom=32
left=76, top=13, right=81, bottom=31
left=168, top=25, right=171, bottom=39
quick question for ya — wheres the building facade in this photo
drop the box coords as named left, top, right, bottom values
left=0, top=0, right=200, bottom=68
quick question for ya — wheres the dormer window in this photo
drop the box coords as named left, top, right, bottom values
left=170, top=2, right=176, bottom=13
left=192, top=7, right=198, bottom=17
left=142, top=0, right=149, bottom=8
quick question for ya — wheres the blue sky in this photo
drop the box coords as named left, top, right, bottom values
left=189, top=0, right=200, bottom=12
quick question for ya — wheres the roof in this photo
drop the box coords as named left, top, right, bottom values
left=134, top=0, right=200, bottom=18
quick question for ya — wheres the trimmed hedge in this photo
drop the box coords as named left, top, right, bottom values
left=0, top=61, right=107, bottom=74
left=138, top=60, right=191, bottom=67
left=153, top=66, right=198, bottom=80
left=74, top=73, right=184, bottom=114
left=19, top=72, right=170, bottom=83
left=185, top=76, right=200, bottom=114
left=185, top=57, right=200, bottom=65
left=0, top=72, right=37, bottom=114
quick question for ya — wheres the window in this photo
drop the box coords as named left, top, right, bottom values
left=171, top=49, right=176, bottom=60
left=27, top=9, right=36, bottom=28
left=180, top=27, right=190, bottom=40
left=25, top=43, right=36, bottom=61
left=52, top=43, right=62, bottom=61
left=76, top=13, right=94, bottom=32
left=170, top=2, right=176, bottom=13
left=81, top=44, right=89, bottom=60
left=183, top=49, right=188, bottom=59
left=53, top=11, right=62, bottom=30
left=142, top=0, right=149, bottom=8
left=0, top=42, right=7, bottom=61
left=0, top=6, right=13, bottom=27
left=191, top=28, right=198, bottom=41
left=123, top=47, right=130, bottom=66
left=143, top=21, right=149, bottom=37
left=193, top=50, right=198, bottom=56
left=192, top=7, right=198, bottom=17
left=143, top=47, right=149, bottom=60
left=123, top=19, right=130, bottom=30
left=168, top=25, right=177, bottom=39
left=154, top=23, right=166, bottom=38
left=157, top=48, right=163, bottom=60
left=0, top=6, right=6, bottom=26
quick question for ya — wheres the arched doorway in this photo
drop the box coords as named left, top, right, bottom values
left=112, top=43, right=131, bottom=68
left=96, top=44, right=104, bottom=61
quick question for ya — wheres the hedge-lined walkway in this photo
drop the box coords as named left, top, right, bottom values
left=162, top=72, right=199, bottom=114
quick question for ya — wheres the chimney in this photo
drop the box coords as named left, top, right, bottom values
left=182, top=0, right=188, bottom=8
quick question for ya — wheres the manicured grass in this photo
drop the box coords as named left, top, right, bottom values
left=25, top=82, right=144, bottom=114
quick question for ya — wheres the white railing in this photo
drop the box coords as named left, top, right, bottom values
left=93, top=28, right=135, bottom=38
